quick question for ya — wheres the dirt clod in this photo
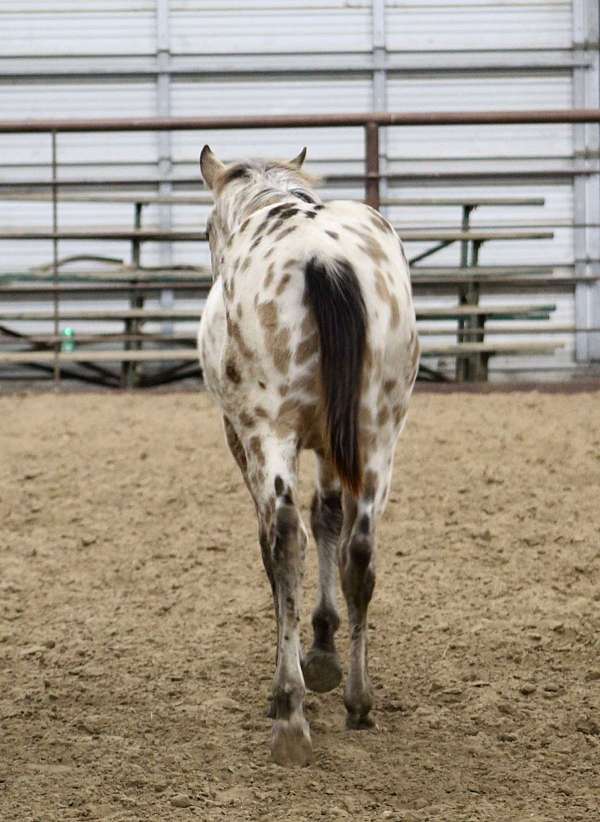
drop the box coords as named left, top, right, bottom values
left=171, top=793, right=192, bottom=808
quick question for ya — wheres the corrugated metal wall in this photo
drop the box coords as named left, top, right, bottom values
left=1, top=1, right=599, bottom=375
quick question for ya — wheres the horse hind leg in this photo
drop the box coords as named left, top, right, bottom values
left=339, top=480, right=380, bottom=730
left=302, top=453, right=343, bottom=694
left=267, top=473, right=313, bottom=766
left=224, top=418, right=311, bottom=765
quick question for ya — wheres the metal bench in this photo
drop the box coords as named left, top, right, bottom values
left=0, top=191, right=566, bottom=385
left=0, top=301, right=558, bottom=385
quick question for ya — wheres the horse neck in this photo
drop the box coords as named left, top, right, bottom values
left=218, top=176, right=320, bottom=233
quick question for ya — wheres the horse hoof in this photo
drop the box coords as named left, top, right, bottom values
left=271, top=718, right=313, bottom=767
left=302, top=648, right=342, bottom=693
left=346, top=712, right=375, bottom=731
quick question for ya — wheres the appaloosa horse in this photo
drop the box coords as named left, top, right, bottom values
left=197, top=146, right=419, bottom=766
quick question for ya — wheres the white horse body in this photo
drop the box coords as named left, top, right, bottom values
left=198, top=147, right=419, bottom=765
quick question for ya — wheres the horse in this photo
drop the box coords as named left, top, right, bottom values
left=197, top=145, right=419, bottom=766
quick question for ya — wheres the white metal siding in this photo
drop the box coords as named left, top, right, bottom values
left=0, top=2, right=156, bottom=56
left=171, top=1, right=372, bottom=54
left=2, top=0, right=597, bottom=377
left=386, top=1, right=573, bottom=51
left=387, top=74, right=573, bottom=161
left=170, top=77, right=371, bottom=161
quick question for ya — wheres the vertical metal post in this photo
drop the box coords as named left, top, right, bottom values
left=469, top=240, right=485, bottom=381
left=371, top=0, right=387, bottom=206
left=456, top=204, right=474, bottom=380
left=132, top=201, right=142, bottom=268
left=156, top=0, right=175, bottom=338
left=122, top=202, right=143, bottom=388
left=365, top=122, right=380, bottom=210
left=51, top=130, right=60, bottom=387
left=573, top=0, right=600, bottom=362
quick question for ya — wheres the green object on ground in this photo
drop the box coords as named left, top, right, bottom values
left=61, top=327, right=76, bottom=352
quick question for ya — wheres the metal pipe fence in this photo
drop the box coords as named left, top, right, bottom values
left=1, top=108, right=600, bottom=386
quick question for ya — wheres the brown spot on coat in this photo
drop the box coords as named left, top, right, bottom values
left=272, top=327, right=291, bottom=374
left=300, top=313, right=314, bottom=336
left=248, top=435, right=266, bottom=466
left=390, top=294, right=400, bottom=328
left=392, top=405, right=406, bottom=428
left=369, top=209, right=394, bottom=235
left=264, top=262, right=276, bottom=290
left=361, top=236, right=388, bottom=266
left=375, top=269, right=391, bottom=304
left=257, top=300, right=278, bottom=329
left=267, top=219, right=284, bottom=236
left=275, top=273, right=291, bottom=297
left=276, top=397, right=319, bottom=442
left=275, top=226, right=297, bottom=243
left=291, top=371, right=318, bottom=395
left=225, top=358, right=241, bottom=384
left=325, top=230, right=339, bottom=240
left=295, top=332, right=319, bottom=365
left=377, top=405, right=390, bottom=427
left=279, top=207, right=300, bottom=220
left=229, top=319, right=254, bottom=360
left=239, top=410, right=255, bottom=428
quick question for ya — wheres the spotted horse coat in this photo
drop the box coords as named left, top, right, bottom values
left=197, top=145, right=420, bottom=767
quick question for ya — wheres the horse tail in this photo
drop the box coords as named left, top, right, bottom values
left=304, top=256, right=367, bottom=496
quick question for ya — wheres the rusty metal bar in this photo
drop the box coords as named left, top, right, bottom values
left=1, top=108, right=600, bottom=133
left=365, top=122, right=380, bottom=209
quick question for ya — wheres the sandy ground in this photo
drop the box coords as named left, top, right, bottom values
left=0, top=389, right=599, bottom=822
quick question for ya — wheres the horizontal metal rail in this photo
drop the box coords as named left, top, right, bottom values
left=0, top=228, right=555, bottom=242
left=0, top=52, right=588, bottom=81
left=0, top=192, right=547, bottom=207
left=0, top=170, right=594, bottom=191
left=3, top=326, right=598, bottom=345
left=1, top=109, right=600, bottom=133
left=0, top=341, right=564, bottom=366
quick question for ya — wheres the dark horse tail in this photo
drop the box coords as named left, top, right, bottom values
left=304, top=257, right=367, bottom=496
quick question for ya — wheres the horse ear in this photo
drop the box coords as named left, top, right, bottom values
left=200, top=145, right=226, bottom=190
left=289, top=147, right=307, bottom=169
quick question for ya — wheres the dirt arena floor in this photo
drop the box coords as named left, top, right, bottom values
left=1, top=389, right=598, bottom=822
